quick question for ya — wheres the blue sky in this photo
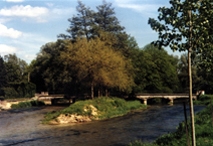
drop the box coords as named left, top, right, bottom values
left=0, top=0, right=181, bottom=63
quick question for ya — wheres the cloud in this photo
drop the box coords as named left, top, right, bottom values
left=118, top=4, right=159, bottom=13
left=4, top=0, right=24, bottom=2
left=0, top=44, right=17, bottom=55
left=0, top=5, right=49, bottom=22
left=115, top=0, right=162, bottom=17
left=0, top=23, right=22, bottom=38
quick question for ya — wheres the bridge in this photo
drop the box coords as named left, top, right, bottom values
left=34, top=92, right=75, bottom=105
left=136, top=93, right=197, bottom=105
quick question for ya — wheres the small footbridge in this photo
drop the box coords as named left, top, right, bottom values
left=34, top=92, right=75, bottom=105
left=136, top=93, right=197, bottom=105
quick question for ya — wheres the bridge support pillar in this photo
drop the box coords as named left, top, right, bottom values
left=168, top=98, right=174, bottom=105
left=143, top=98, right=147, bottom=105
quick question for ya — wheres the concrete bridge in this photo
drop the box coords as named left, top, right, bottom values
left=136, top=93, right=197, bottom=105
left=34, top=92, right=75, bottom=105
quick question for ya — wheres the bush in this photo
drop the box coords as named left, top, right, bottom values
left=11, top=100, right=45, bottom=109
left=3, top=82, right=36, bottom=99
left=43, top=111, right=61, bottom=124
left=128, top=140, right=157, bottom=146
left=194, top=94, right=213, bottom=105
left=2, top=87, right=19, bottom=98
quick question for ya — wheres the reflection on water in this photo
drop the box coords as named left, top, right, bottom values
left=0, top=104, right=204, bottom=146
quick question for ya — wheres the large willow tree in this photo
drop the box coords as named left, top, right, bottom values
left=148, top=0, right=213, bottom=145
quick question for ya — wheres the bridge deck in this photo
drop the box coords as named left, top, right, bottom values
left=136, top=93, right=197, bottom=105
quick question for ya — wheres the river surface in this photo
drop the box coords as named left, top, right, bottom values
left=0, top=104, right=204, bottom=146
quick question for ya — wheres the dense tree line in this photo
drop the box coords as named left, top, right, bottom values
left=1, top=1, right=213, bottom=99
left=0, top=54, right=35, bottom=98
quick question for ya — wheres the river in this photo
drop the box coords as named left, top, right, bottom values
left=0, top=104, right=204, bottom=146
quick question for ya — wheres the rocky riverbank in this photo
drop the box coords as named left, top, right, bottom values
left=49, top=105, right=99, bottom=124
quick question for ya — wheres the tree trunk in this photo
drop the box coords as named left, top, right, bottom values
left=28, top=72, right=30, bottom=82
left=98, top=88, right=101, bottom=98
left=91, top=82, right=94, bottom=99
left=188, top=9, right=196, bottom=146
left=105, top=88, right=108, bottom=97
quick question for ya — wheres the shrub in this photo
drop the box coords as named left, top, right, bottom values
left=3, top=82, right=36, bottom=99
left=128, top=140, right=157, bottom=146
left=43, top=111, right=61, bottom=124
left=11, top=100, right=45, bottom=109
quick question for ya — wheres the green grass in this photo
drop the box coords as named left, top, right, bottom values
left=11, top=100, right=45, bottom=109
left=43, top=97, right=146, bottom=124
left=129, top=140, right=157, bottom=146
left=194, top=94, right=213, bottom=105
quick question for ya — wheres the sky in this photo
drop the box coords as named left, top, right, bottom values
left=0, top=0, right=181, bottom=64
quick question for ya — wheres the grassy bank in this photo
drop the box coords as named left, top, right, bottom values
left=129, top=94, right=213, bottom=146
left=11, top=100, right=45, bottom=109
left=43, top=97, right=146, bottom=124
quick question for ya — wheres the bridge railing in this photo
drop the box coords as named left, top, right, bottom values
left=135, top=93, right=197, bottom=105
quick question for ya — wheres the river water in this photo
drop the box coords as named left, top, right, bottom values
left=0, top=104, right=204, bottom=146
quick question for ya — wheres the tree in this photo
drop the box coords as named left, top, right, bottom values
left=61, top=37, right=134, bottom=99
left=58, top=1, right=134, bottom=58
left=148, top=1, right=213, bottom=145
left=31, top=40, right=72, bottom=93
left=94, top=1, right=132, bottom=58
left=144, top=44, right=179, bottom=93
left=58, top=1, right=94, bottom=41
left=178, top=54, right=200, bottom=93
left=4, top=54, right=28, bottom=83
left=0, top=56, right=6, bottom=96
left=59, top=1, right=125, bottom=41
left=1, top=54, right=35, bottom=98
left=94, top=0, right=124, bottom=34
left=131, top=44, right=179, bottom=93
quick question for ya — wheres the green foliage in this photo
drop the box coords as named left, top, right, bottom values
left=128, top=140, right=157, bottom=146
left=131, top=44, right=180, bottom=93
left=177, top=54, right=201, bottom=93
left=58, top=1, right=124, bottom=41
left=148, top=0, right=213, bottom=94
left=61, top=97, right=145, bottom=119
left=43, top=111, right=61, bottom=124
left=194, top=94, right=213, bottom=105
left=2, top=87, right=19, bottom=98
left=198, top=95, right=213, bottom=101
left=31, top=40, right=73, bottom=93
left=0, top=56, right=6, bottom=96
left=0, top=54, right=35, bottom=98
left=4, top=54, right=28, bottom=83
left=43, top=97, right=146, bottom=123
left=61, top=37, right=135, bottom=98
left=148, top=0, right=213, bottom=52
left=11, top=100, right=45, bottom=109
left=3, top=82, right=36, bottom=98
